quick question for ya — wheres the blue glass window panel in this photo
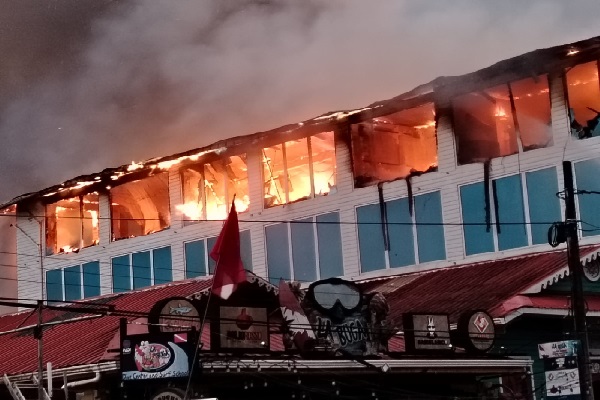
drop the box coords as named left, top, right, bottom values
left=112, top=255, right=131, bottom=293
left=46, top=269, right=63, bottom=302
left=461, top=182, right=494, bottom=255
left=356, top=204, right=386, bottom=272
left=185, top=240, right=206, bottom=278
left=575, top=159, right=600, bottom=237
left=132, top=251, right=151, bottom=289
left=64, top=265, right=82, bottom=301
left=207, top=236, right=217, bottom=274
left=82, top=261, right=100, bottom=298
left=495, top=175, right=528, bottom=250
left=240, top=230, right=253, bottom=272
left=291, top=218, right=317, bottom=283
left=266, top=223, right=291, bottom=284
left=316, top=212, right=344, bottom=278
left=526, top=168, right=561, bottom=244
left=386, top=198, right=415, bottom=268
left=415, top=192, right=446, bottom=263
left=153, top=247, right=172, bottom=285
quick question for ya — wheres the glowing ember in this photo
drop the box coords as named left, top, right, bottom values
left=414, top=120, right=436, bottom=130
left=127, top=161, right=144, bottom=172
left=494, top=106, right=507, bottom=118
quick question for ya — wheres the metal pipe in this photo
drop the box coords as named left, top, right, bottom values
left=61, top=368, right=100, bottom=390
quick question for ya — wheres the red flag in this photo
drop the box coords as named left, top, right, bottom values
left=209, top=201, right=246, bottom=300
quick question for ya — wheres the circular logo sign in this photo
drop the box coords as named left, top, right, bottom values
left=151, top=388, right=185, bottom=400
left=149, top=298, right=201, bottom=333
left=465, top=311, right=495, bottom=352
left=583, top=258, right=600, bottom=282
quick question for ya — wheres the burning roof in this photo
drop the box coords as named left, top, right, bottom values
left=3, top=35, right=600, bottom=210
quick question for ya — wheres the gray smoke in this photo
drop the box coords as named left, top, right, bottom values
left=1, top=0, right=600, bottom=203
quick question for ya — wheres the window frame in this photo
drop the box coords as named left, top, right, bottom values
left=355, top=190, right=446, bottom=274
left=111, top=246, right=173, bottom=292
left=459, top=168, right=561, bottom=256
left=264, top=211, right=343, bottom=283
left=262, top=132, right=337, bottom=208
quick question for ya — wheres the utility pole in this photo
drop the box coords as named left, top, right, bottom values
left=563, top=160, right=594, bottom=400
left=36, top=299, right=44, bottom=400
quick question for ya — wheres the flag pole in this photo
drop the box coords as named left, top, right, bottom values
left=183, top=196, right=237, bottom=400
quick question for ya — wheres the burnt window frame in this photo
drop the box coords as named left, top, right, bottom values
left=349, top=102, right=439, bottom=188
left=109, top=173, right=171, bottom=241
left=564, top=59, right=600, bottom=140
left=261, top=131, right=337, bottom=209
left=45, top=194, right=100, bottom=255
left=451, top=74, right=553, bottom=165
left=178, top=153, right=250, bottom=224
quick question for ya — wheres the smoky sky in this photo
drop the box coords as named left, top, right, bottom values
left=1, top=0, right=600, bottom=204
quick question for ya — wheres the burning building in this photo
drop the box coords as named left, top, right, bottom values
left=3, top=35, right=600, bottom=400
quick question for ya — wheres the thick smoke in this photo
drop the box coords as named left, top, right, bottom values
left=1, top=0, right=600, bottom=202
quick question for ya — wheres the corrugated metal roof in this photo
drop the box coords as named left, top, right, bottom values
left=358, top=246, right=600, bottom=329
left=0, top=278, right=213, bottom=376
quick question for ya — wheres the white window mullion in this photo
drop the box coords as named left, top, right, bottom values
left=61, top=269, right=66, bottom=301
left=287, top=223, right=294, bottom=280
left=129, top=254, right=134, bottom=291
left=489, top=183, right=500, bottom=251
left=150, top=250, right=155, bottom=285
left=521, top=173, right=533, bottom=245
left=411, top=200, right=420, bottom=264
left=313, top=216, right=321, bottom=280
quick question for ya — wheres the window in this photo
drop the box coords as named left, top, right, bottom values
left=110, top=173, right=170, bottom=241
left=178, top=154, right=250, bottom=223
left=263, top=132, right=336, bottom=208
left=356, top=192, right=446, bottom=273
left=45, top=194, right=99, bottom=254
left=566, top=61, right=600, bottom=139
left=111, top=247, right=173, bottom=292
left=453, top=75, right=552, bottom=164
left=351, top=103, right=437, bottom=186
left=265, top=212, right=343, bottom=283
left=45, top=261, right=101, bottom=302
left=184, top=231, right=252, bottom=278
left=575, top=158, right=600, bottom=237
left=460, top=168, right=561, bottom=255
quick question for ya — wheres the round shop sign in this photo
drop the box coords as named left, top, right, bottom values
left=151, top=388, right=185, bottom=400
left=458, top=310, right=495, bottom=353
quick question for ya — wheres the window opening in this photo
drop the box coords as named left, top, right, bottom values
left=263, top=132, right=336, bottom=208
left=351, top=103, right=437, bottom=187
left=45, top=194, right=99, bottom=254
left=110, top=173, right=170, bottom=240
left=178, top=154, right=249, bottom=223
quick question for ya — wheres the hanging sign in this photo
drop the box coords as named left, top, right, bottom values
left=456, top=310, right=495, bottom=353
left=539, top=340, right=581, bottom=400
left=121, top=331, right=195, bottom=381
left=218, top=306, right=269, bottom=350
left=148, top=297, right=201, bottom=333
left=403, top=313, right=452, bottom=352
left=298, top=278, right=389, bottom=356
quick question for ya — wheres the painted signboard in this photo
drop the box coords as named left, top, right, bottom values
left=297, top=278, right=389, bottom=356
left=539, top=340, right=581, bottom=400
left=219, top=306, right=269, bottom=350
left=121, top=331, right=194, bottom=381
